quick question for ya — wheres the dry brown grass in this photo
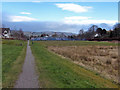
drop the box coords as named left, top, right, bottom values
left=48, top=46, right=119, bottom=83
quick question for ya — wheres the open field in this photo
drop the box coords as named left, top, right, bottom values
left=2, top=40, right=27, bottom=88
left=49, top=46, right=119, bottom=83
left=31, top=41, right=119, bottom=88
left=37, top=41, right=118, bottom=47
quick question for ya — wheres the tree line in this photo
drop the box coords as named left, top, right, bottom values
left=76, top=23, right=120, bottom=40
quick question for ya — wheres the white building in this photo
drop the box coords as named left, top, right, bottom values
left=0, top=28, right=11, bottom=38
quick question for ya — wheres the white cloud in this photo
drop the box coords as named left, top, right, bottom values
left=32, top=1, right=41, bottom=3
left=20, top=12, right=31, bottom=15
left=9, top=16, right=37, bottom=22
left=64, top=19, right=117, bottom=25
left=64, top=16, right=92, bottom=20
left=55, top=3, right=92, bottom=13
left=64, top=16, right=117, bottom=25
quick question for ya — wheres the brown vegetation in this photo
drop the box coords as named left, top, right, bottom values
left=48, top=46, right=119, bottom=83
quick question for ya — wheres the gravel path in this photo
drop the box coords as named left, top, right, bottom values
left=14, top=40, right=39, bottom=88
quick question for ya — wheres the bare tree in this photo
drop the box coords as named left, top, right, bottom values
left=77, top=29, right=84, bottom=39
left=18, top=28, right=24, bottom=39
left=87, top=25, right=98, bottom=39
left=79, top=29, right=84, bottom=35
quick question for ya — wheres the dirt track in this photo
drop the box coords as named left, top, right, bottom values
left=14, top=40, right=39, bottom=88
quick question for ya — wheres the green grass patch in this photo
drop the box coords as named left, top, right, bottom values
left=31, top=41, right=118, bottom=88
left=2, top=40, right=27, bottom=88
left=37, top=41, right=118, bottom=47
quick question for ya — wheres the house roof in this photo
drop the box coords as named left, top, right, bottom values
left=0, top=28, right=10, bottom=34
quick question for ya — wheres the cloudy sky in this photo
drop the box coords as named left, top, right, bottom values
left=2, top=2, right=118, bottom=33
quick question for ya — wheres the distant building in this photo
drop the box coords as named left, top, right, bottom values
left=0, top=28, right=11, bottom=38
left=94, top=34, right=99, bottom=37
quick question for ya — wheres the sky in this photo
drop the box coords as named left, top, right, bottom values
left=1, top=0, right=119, bottom=2
left=2, top=2, right=118, bottom=33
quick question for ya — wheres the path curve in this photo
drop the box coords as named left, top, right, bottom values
left=14, top=40, right=39, bottom=88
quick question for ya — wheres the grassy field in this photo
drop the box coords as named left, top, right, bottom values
left=49, top=46, right=118, bottom=83
left=2, top=40, right=27, bottom=88
left=38, top=41, right=118, bottom=47
left=31, top=41, right=118, bottom=88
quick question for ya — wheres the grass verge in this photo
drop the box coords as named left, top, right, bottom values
left=2, top=40, right=27, bottom=88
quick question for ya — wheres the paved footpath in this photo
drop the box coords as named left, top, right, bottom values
left=14, top=40, right=39, bottom=88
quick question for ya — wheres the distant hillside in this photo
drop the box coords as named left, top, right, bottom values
left=23, top=31, right=77, bottom=36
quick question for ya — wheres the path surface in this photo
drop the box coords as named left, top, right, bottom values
left=14, top=40, right=39, bottom=88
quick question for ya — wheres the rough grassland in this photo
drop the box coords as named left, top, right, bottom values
left=38, top=41, right=118, bottom=47
left=2, top=40, right=27, bottom=88
left=31, top=41, right=118, bottom=88
left=48, top=46, right=118, bottom=83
